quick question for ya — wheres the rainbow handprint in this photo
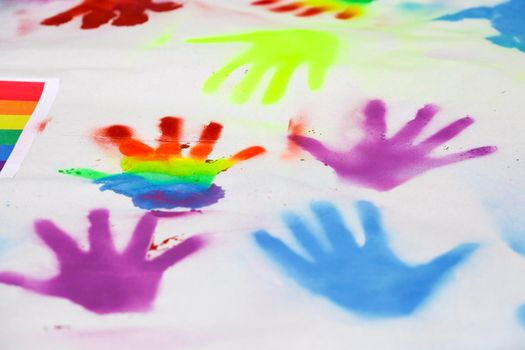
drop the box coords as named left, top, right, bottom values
left=60, top=117, right=265, bottom=210
left=251, top=0, right=374, bottom=20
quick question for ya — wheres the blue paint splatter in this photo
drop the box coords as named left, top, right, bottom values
left=517, top=304, right=525, bottom=327
left=254, top=201, right=479, bottom=318
left=437, top=0, right=525, bottom=53
left=95, top=173, right=224, bottom=210
left=503, top=230, right=525, bottom=256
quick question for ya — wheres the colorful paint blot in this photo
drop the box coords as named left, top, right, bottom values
left=0, top=209, right=205, bottom=314
left=41, top=0, right=183, bottom=29
left=188, top=29, right=339, bottom=104
left=254, top=201, right=479, bottom=317
left=437, top=0, right=525, bottom=53
left=251, top=0, right=374, bottom=20
left=0, top=80, right=45, bottom=177
left=60, top=117, right=265, bottom=210
left=290, top=100, right=497, bottom=191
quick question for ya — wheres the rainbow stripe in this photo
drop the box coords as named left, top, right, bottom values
left=0, top=81, right=45, bottom=173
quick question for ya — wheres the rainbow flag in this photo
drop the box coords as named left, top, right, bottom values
left=0, top=79, right=58, bottom=177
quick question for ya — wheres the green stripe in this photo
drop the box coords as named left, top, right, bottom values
left=0, top=129, right=22, bottom=144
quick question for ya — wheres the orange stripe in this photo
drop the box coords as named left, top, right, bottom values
left=0, top=100, right=38, bottom=115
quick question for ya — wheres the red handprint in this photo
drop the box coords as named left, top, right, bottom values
left=41, top=0, right=182, bottom=29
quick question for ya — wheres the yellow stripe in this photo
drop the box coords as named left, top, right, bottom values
left=0, top=115, right=30, bottom=129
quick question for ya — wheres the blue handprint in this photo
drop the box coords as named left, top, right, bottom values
left=254, top=201, right=479, bottom=318
left=437, top=0, right=525, bottom=53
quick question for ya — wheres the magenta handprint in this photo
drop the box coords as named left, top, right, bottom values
left=0, top=210, right=205, bottom=314
left=290, top=100, right=497, bottom=191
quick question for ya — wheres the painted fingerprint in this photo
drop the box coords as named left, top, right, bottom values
left=290, top=99, right=497, bottom=191
left=60, top=117, right=265, bottom=210
left=41, top=0, right=182, bottom=29
left=0, top=209, right=206, bottom=314
left=251, top=0, right=374, bottom=20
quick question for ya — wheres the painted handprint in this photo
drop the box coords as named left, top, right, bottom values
left=0, top=209, right=205, bottom=314
left=255, top=201, right=479, bottom=317
left=188, top=29, right=339, bottom=104
left=437, top=0, right=525, bottom=53
left=41, top=0, right=182, bottom=29
left=251, top=0, right=374, bottom=20
left=60, top=117, right=265, bottom=210
left=290, top=100, right=496, bottom=191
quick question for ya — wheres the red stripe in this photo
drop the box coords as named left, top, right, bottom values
left=0, top=81, right=45, bottom=101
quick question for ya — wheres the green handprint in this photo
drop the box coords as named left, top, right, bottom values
left=188, top=29, right=340, bottom=105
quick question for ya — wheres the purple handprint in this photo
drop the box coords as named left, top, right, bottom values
left=0, top=209, right=205, bottom=314
left=290, top=100, right=497, bottom=191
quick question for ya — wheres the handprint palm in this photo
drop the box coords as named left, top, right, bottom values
left=60, top=117, right=265, bottom=210
left=438, top=0, right=525, bottom=53
left=290, top=100, right=496, bottom=191
left=0, top=209, right=205, bottom=314
left=255, top=201, right=478, bottom=317
left=41, top=0, right=182, bottom=29
left=188, top=29, right=339, bottom=104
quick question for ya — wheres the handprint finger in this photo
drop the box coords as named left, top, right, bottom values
left=288, top=135, right=332, bottom=163
left=310, top=202, right=358, bottom=252
left=363, top=100, right=387, bottom=141
left=124, top=212, right=158, bottom=260
left=283, top=212, right=327, bottom=261
left=189, top=122, right=223, bottom=160
left=231, top=64, right=270, bottom=104
left=422, top=243, right=479, bottom=277
left=87, top=209, right=115, bottom=255
left=203, top=55, right=252, bottom=94
left=34, top=220, right=83, bottom=263
left=0, top=272, right=49, bottom=294
left=297, top=7, right=328, bottom=17
left=418, top=116, right=474, bottom=152
left=147, top=1, right=183, bottom=12
left=262, top=63, right=296, bottom=104
left=356, top=201, right=388, bottom=249
left=390, top=104, right=438, bottom=144
left=431, top=146, right=497, bottom=167
left=41, top=4, right=90, bottom=26
left=100, top=125, right=155, bottom=158
left=254, top=230, right=313, bottom=277
left=156, top=117, right=183, bottom=156
left=150, top=235, right=206, bottom=270
left=231, top=146, right=266, bottom=162
left=307, top=60, right=330, bottom=91
left=81, top=9, right=116, bottom=29
left=112, top=7, right=148, bottom=27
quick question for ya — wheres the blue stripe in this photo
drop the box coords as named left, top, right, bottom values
left=0, top=145, right=14, bottom=161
